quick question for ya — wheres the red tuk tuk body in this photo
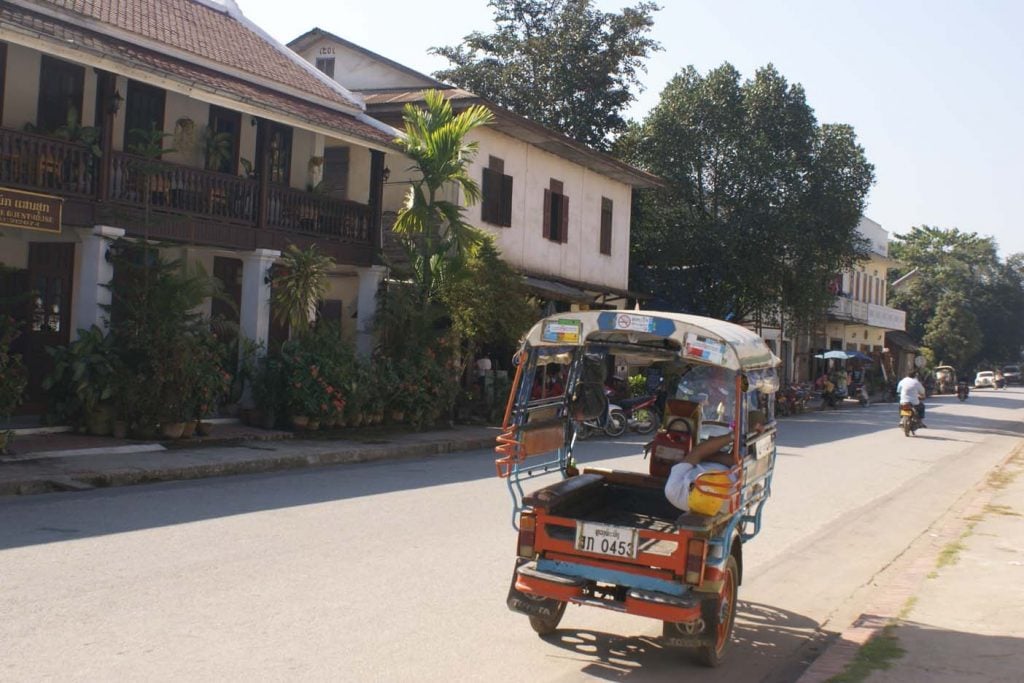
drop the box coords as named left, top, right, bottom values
left=496, top=311, right=779, bottom=667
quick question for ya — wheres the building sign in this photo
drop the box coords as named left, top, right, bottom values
left=0, top=187, right=62, bottom=234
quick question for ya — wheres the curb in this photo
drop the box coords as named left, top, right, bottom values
left=0, top=434, right=497, bottom=497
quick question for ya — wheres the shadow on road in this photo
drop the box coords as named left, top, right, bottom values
left=537, top=600, right=831, bottom=681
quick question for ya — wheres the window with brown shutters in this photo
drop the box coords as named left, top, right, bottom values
left=543, top=179, right=568, bottom=243
left=599, top=197, right=613, bottom=255
left=481, top=156, right=513, bottom=227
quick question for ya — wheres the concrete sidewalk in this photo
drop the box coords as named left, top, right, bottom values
left=0, top=424, right=500, bottom=496
left=800, top=444, right=1024, bottom=682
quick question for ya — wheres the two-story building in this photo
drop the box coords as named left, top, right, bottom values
left=287, top=29, right=660, bottom=312
left=801, top=216, right=907, bottom=382
left=0, top=0, right=398, bottom=409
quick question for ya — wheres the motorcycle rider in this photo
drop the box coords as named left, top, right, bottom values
left=896, top=369, right=927, bottom=428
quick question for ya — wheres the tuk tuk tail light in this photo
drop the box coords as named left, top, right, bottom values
left=518, top=512, right=537, bottom=558
left=684, top=538, right=707, bottom=584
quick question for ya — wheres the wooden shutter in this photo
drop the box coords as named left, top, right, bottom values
left=600, top=197, right=613, bottom=255
left=481, top=167, right=497, bottom=223
left=560, top=193, right=569, bottom=244
left=500, top=174, right=513, bottom=227
left=542, top=188, right=551, bottom=239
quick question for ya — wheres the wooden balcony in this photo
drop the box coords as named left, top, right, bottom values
left=0, top=128, right=376, bottom=264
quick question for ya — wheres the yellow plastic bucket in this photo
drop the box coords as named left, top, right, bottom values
left=688, top=472, right=733, bottom=516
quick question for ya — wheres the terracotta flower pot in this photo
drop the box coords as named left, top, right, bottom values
left=181, top=420, right=198, bottom=438
left=196, top=421, right=214, bottom=437
left=290, top=415, right=310, bottom=431
left=160, top=421, right=186, bottom=439
left=307, top=418, right=321, bottom=431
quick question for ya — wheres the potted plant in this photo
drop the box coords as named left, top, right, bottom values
left=42, top=326, right=118, bottom=434
left=0, top=315, right=27, bottom=452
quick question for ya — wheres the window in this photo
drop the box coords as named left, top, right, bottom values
left=543, top=179, right=568, bottom=243
left=599, top=197, right=613, bottom=255
left=481, top=156, right=513, bottom=227
left=37, top=56, right=85, bottom=133
left=258, top=123, right=293, bottom=185
left=315, top=57, right=336, bottom=79
left=123, top=80, right=166, bottom=151
left=206, top=106, right=241, bottom=174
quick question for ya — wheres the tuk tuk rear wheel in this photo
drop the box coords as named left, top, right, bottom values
left=528, top=600, right=566, bottom=635
left=693, top=555, right=738, bottom=668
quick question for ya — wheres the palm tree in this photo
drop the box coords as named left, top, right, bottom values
left=271, top=244, right=334, bottom=336
left=393, top=89, right=494, bottom=305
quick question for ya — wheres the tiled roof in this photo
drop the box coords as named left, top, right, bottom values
left=362, top=87, right=661, bottom=189
left=28, top=0, right=355, bottom=109
left=1, top=3, right=397, bottom=148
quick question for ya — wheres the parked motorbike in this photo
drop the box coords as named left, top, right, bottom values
left=956, top=381, right=970, bottom=402
left=851, top=382, right=870, bottom=407
left=577, top=387, right=624, bottom=439
left=899, top=402, right=922, bottom=436
left=608, top=395, right=658, bottom=435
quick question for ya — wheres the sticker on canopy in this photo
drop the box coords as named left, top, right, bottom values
left=541, top=319, right=583, bottom=344
left=613, top=313, right=657, bottom=333
left=684, top=333, right=727, bottom=364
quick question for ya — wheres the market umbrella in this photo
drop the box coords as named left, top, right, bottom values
left=814, top=350, right=851, bottom=360
left=846, top=350, right=874, bottom=362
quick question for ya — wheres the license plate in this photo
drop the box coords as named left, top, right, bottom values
left=575, top=521, right=639, bottom=559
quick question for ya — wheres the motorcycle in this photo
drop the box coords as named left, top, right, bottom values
left=956, top=381, right=970, bottom=402
left=899, top=402, right=922, bottom=436
left=851, top=382, right=870, bottom=407
left=577, top=387, right=624, bottom=439
left=608, top=395, right=658, bottom=435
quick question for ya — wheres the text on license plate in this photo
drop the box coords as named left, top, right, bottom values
left=575, top=521, right=639, bottom=559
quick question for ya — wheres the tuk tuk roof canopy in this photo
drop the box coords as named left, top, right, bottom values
left=521, top=311, right=781, bottom=372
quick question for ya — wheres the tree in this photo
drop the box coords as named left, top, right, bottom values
left=393, top=89, right=494, bottom=305
left=620, top=63, right=874, bottom=328
left=889, top=226, right=1024, bottom=370
left=431, top=0, right=661, bottom=150
left=271, top=244, right=335, bottom=336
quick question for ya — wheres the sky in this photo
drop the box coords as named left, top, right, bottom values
left=234, top=0, right=1024, bottom=256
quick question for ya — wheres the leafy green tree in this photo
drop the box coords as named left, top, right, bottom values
left=889, top=226, right=1024, bottom=370
left=271, top=244, right=335, bottom=336
left=431, top=0, right=661, bottom=150
left=393, top=89, right=493, bottom=305
left=922, top=292, right=982, bottom=368
left=621, top=63, right=874, bottom=327
left=438, top=237, right=539, bottom=362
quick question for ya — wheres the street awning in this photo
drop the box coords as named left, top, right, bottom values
left=522, top=275, right=591, bottom=303
left=885, top=330, right=920, bottom=351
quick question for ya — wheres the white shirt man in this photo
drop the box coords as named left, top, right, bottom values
left=896, top=372, right=927, bottom=427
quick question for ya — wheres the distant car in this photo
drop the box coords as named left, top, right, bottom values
left=1001, top=365, right=1021, bottom=385
left=974, top=371, right=996, bottom=389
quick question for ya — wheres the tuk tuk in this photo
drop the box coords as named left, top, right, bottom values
left=934, top=366, right=957, bottom=394
left=495, top=311, right=780, bottom=667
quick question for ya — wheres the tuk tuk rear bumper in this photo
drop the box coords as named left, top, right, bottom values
left=511, top=561, right=703, bottom=623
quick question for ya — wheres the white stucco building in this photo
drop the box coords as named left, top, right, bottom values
left=288, top=29, right=660, bottom=311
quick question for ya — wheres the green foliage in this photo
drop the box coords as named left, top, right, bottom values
left=627, top=373, right=647, bottom=397
left=271, top=244, right=335, bottom=335
left=622, top=63, right=874, bottom=328
left=393, top=89, right=493, bottom=303
left=53, top=107, right=102, bottom=158
left=431, top=0, right=661, bottom=150
left=102, top=239, right=232, bottom=429
left=889, top=226, right=1024, bottom=371
left=41, top=326, right=118, bottom=427
left=438, top=236, right=538, bottom=355
left=0, top=315, right=27, bottom=419
left=277, top=324, right=354, bottom=420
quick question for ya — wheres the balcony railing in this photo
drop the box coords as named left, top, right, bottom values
left=0, top=128, right=98, bottom=197
left=0, top=127, right=372, bottom=250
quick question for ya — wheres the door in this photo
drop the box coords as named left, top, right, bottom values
left=321, top=146, right=349, bottom=199
left=22, top=243, right=75, bottom=412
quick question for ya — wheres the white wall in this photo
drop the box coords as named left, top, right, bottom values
left=294, top=39, right=435, bottom=91
left=379, top=126, right=631, bottom=292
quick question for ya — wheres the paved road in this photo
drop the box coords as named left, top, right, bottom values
left=1, top=389, right=1021, bottom=681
